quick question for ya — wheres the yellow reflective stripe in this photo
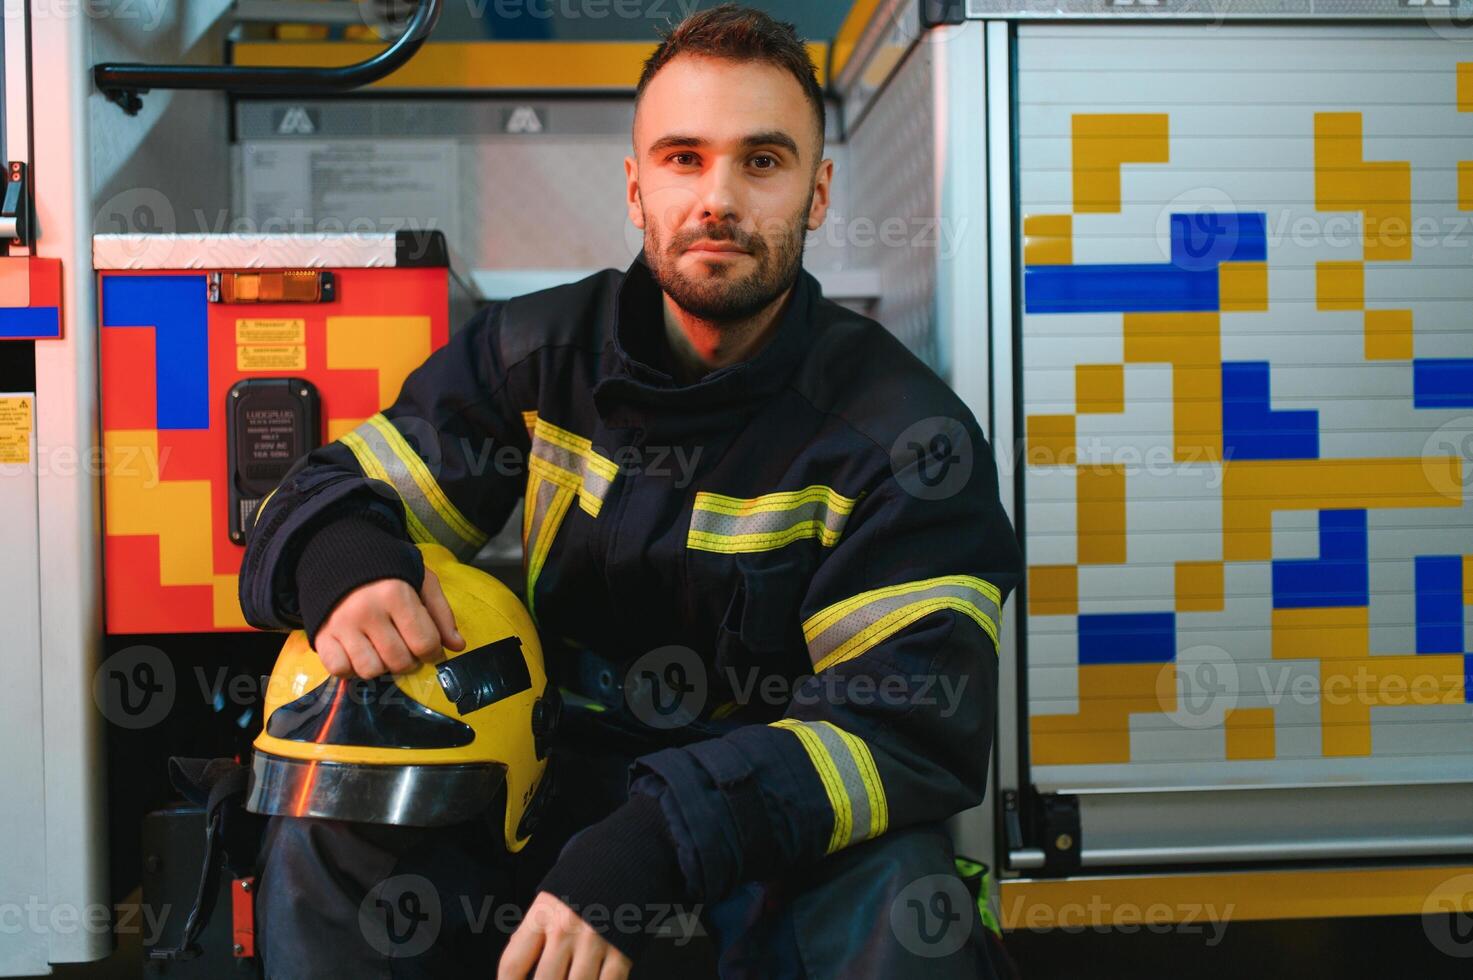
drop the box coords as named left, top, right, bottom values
left=805, top=575, right=1000, bottom=638
left=687, top=521, right=844, bottom=554
left=339, top=429, right=437, bottom=546
left=528, top=415, right=618, bottom=519
left=252, top=483, right=282, bottom=526
left=534, top=418, right=618, bottom=481
left=513, top=416, right=619, bottom=619
left=771, top=719, right=852, bottom=854
left=804, top=576, right=1002, bottom=673
left=526, top=481, right=576, bottom=619
left=687, top=485, right=857, bottom=553
left=694, top=485, right=857, bottom=517
left=528, top=454, right=583, bottom=493
left=831, top=724, right=888, bottom=843
left=363, top=414, right=487, bottom=549
left=771, top=719, right=889, bottom=854
left=710, top=701, right=741, bottom=721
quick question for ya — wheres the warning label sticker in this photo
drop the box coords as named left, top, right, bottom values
left=238, top=346, right=306, bottom=371
left=236, top=318, right=306, bottom=345
left=0, top=396, right=33, bottom=464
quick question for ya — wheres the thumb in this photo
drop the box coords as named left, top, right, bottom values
left=419, top=569, right=466, bottom=651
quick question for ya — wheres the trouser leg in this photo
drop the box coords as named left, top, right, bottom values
left=707, top=823, right=1005, bottom=980
left=251, top=737, right=640, bottom=979
left=254, top=814, right=513, bottom=980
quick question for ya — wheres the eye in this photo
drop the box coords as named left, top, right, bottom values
left=670, top=152, right=698, bottom=167
left=751, top=154, right=778, bottom=170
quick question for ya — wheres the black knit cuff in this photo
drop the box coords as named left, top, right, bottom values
left=293, top=513, right=425, bottom=645
left=535, top=793, right=688, bottom=961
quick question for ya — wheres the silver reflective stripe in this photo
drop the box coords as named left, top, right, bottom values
left=690, top=498, right=847, bottom=538
left=806, top=722, right=875, bottom=849
left=531, top=437, right=614, bottom=505
left=805, top=576, right=1002, bottom=673
left=526, top=415, right=618, bottom=518
left=771, top=719, right=889, bottom=854
left=523, top=477, right=561, bottom=559
left=522, top=474, right=578, bottom=622
left=339, top=416, right=486, bottom=559
left=687, top=486, right=857, bottom=553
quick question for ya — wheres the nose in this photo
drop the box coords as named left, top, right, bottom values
left=696, top=157, right=741, bottom=224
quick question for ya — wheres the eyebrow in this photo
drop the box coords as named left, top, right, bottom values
left=647, top=130, right=802, bottom=162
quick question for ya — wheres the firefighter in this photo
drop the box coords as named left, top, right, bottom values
left=239, top=5, right=1022, bottom=978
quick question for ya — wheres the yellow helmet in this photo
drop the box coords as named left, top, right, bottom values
left=247, top=543, right=555, bottom=852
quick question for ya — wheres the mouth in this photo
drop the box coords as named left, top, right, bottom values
left=685, top=241, right=749, bottom=255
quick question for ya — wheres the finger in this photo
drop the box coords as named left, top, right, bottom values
left=341, top=630, right=388, bottom=680
left=313, top=634, right=352, bottom=677
left=388, top=591, right=445, bottom=663
left=531, top=930, right=574, bottom=980
left=568, top=930, right=605, bottom=980
left=419, top=570, right=466, bottom=651
left=497, top=922, right=546, bottom=980
left=365, top=611, right=417, bottom=674
left=598, top=951, right=631, bottom=980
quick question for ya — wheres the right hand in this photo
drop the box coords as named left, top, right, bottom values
left=313, top=568, right=467, bottom=679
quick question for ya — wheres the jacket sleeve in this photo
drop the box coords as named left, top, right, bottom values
left=627, top=419, right=1022, bottom=903
left=237, top=301, right=530, bottom=639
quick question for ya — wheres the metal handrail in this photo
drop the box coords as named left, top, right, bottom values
left=92, top=0, right=442, bottom=114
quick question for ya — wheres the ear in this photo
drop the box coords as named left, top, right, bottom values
left=625, top=155, right=645, bottom=230
left=806, top=157, right=834, bottom=232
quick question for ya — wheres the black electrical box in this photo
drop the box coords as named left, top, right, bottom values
left=226, top=379, right=321, bottom=544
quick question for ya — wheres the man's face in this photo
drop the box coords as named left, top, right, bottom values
left=625, top=55, right=833, bottom=323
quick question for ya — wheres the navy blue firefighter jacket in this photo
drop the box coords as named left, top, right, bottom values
left=238, top=251, right=1022, bottom=923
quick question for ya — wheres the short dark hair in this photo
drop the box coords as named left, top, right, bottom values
left=635, top=4, right=825, bottom=151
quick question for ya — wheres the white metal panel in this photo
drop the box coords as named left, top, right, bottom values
left=0, top=393, right=50, bottom=976
left=1016, top=25, right=1473, bottom=806
left=847, top=32, right=943, bottom=368
left=31, top=6, right=110, bottom=966
left=3, top=0, right=28, bottom=176
left=93, top=232, right=399, bottom=270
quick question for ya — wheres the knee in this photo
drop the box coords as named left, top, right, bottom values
left=257, top=816, right=421, bottom=912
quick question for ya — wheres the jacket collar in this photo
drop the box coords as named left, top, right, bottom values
left=593, top=252, right=817, bottom=423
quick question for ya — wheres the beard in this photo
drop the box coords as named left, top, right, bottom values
left=641, top=189, right=811, bottom=323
